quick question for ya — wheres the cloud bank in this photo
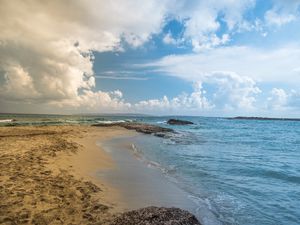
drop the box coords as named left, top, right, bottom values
left=141, top=45, right=300, bottom=115
left=146, top=45, right=300, bottom=83
left=0, top=0, right=300, bottom=116
left=0, top=0, right=170, bottom=113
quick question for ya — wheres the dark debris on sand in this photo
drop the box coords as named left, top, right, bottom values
left=109, top=206, right=202, bottom=225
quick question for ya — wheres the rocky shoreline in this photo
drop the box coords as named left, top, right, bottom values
left=93, top=122, right=174, bottom=137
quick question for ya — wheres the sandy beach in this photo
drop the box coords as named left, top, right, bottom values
left=0, top=125, right=136, bottom=224
left=0, top=124, right=203, bottom=225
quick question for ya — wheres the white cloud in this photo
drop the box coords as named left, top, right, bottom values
left=265, top=10, right=296, bottom=26
left=0, top=39, right=95, bottom=103
left=0, top=0, right=171, bottom=112
left=265, top=0, right=300, bottom=26
left=145, top=45, right=300, bottom=84
left=133, top=71, right=261, bottom=114
left=0, top=64, right=39, bottom=101
left=267, top=88, right=300, bottom=110
left=1, top=0, right=300, bottom=115
left=142, top=44, right=300, bottom=112
left=267, top=88, right=288, bottom=109
left=163, top=32, right=178, bottom=45
left=207, top=72, right=261, bottom=110
left=0, top=0, right=261, bottom=113
left=191, top=34, right=230, bottom=51
left=134, top=82, right=213, bottom=114
left=50, top=89, right=131, bottom=112
left=174, top=0, right=256, bottom=50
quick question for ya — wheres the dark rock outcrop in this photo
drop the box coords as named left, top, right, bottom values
left=167, top=119, right=194, bottom=125
left=229, top=116, right=300, bottom=121
left=109, top=206, right=202, bottom=225
left=92, top=122, right=174, bottom=137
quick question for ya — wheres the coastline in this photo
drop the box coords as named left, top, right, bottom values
left=99, top=135, right=199, bottom=210
left=0, top=124, right=203, bottom=225
left=0, top=125, right=136, bottom=224
left=48, top=125, right=138, bottom=213
left=99, top=134, right=222, bottom=225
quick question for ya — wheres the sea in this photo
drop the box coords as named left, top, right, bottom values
left=1, top=114, right=299, bottom=225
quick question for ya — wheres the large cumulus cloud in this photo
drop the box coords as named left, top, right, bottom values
left=0, top=0, right=169, bottom=112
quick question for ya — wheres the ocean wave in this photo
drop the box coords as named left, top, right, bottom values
left=156, top=121, right=167, bottom=124
left=96, top=120, right=126, bottom=124
left=0, top=119, right=15, bottom=123
left=65, top=120, right=81, bottom=124
left=131, top=143, right=144, bottom=160
left=188, top=195, right=223, bottom=225
left=163, top=131, right=206, bottom=145
left=162, top=139, right=177, bottom=145
left=130, top=143, right=176, bottom=175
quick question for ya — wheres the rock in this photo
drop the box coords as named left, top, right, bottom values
left=109, top=206, right=202, bottom=225
left=229, top=116, right=300, bottom=121
left=92, top=122, right=174, bottom=137
left=167, top=119, right=194, bottom=125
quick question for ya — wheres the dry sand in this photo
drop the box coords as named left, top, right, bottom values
left=0, top=125, right=135, bottom=225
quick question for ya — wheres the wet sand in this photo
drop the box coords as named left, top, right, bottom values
left=99, top=136, right=221, bottom=225
left=99, top=136, right=203, bottom=221
left=0, top=125, right=135, bottom=225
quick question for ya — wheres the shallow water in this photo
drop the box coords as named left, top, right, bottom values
left=1, top=114, right=300, bottom=225
left=125, top=117, right=300, bottom=225
left=99, top=139, right=211, bottom=220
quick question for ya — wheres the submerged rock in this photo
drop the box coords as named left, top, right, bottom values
left=92, top=122, right=174, bottom=137
left=109, top=206, right=202, bottom=225
left=167, top=119, right=194, bottom=125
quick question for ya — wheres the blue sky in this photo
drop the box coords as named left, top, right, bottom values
left=0, top=0, right=300, bottom=116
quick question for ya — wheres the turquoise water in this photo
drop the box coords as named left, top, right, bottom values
left=1, top=114, right=299, bottom=225
left=128, top=117, right=300, bottom=225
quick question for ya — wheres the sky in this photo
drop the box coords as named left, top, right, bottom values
left=0, top=0, right=300, bottom=117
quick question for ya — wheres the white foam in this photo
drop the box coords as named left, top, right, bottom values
left=130, top=143, right=177, bottom=175
left=65, top=120, right=80, bottom=124
left=0, top=119, right=15, bottom=123
left=96, top=120, right=126, bottom=124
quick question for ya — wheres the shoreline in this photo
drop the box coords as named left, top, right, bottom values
left=0, top=124, right=203, bottom=225
left=99, top=135, right=200, bottom=210
left=0, top=125, right=136, bottom=224
left=48, top=125, right=138, bottom=213
left=100, top=134, right=222, bottom=225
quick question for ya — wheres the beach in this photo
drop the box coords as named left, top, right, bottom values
left=0, top=125, right=135, bottom=224
left=1, top=116, right=299, bottom=225
left=0, top=124, right=201, bottom=225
